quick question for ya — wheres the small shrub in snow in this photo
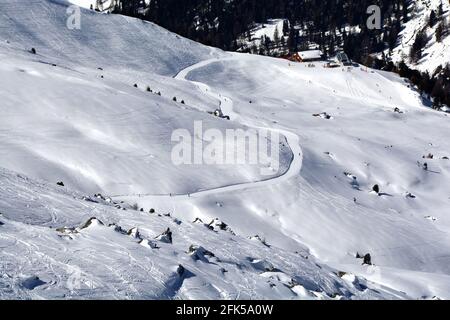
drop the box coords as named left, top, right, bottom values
left=208, top=218, right=226, bottom=230
left=406, top=192, right=416, bottom=199
left=312, top=112, right=332, bottom=119
left=363, top=253, right=372, bottom=265
left=192, top=217, right=204, bottom=224
left=372, top=184, right=380, bottom=194
left=356, top=252, right=372, bottom=265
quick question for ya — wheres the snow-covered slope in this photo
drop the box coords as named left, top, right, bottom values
left=0, top=167, right=404, bottom=299
left=1, top=0, right=214, bottom=76
left=0, top=0, right=294, bottom=195
left=392, top=0, right=450, bottom=73
left=1, top=0, right=450, bottom=300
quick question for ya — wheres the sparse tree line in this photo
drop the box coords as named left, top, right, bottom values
left=107, top=0, right=450, bottom=108
left=107, top=0, right=440, bottom=65
left=107, top=1, right=450, bottom=64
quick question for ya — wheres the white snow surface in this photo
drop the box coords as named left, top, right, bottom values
left=1, top=0, right=450, bottom=300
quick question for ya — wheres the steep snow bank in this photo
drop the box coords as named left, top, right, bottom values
left=0, top=0, right=216, bottom=76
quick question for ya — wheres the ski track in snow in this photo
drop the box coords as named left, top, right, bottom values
left=111, top=55, right=303, bottom=200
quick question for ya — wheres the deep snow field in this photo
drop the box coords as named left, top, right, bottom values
left=1, top=0, right=450, bottom=300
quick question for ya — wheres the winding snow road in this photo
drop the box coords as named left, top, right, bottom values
left=114, top=55, right=303, bottom=199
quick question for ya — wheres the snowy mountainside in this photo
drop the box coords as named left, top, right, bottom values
left=0, top=50, right=292, bottom=195
left=1, top=0, right=450, bottom=300
left=0, top=0, right=292, bottom=195
left=0, top=0, right=214, bottom=76
left=0, top=167, right=402, bottom=299
left=392, top=0, right=450, bottom=73
left=142, top=55, right=450, bottom=298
